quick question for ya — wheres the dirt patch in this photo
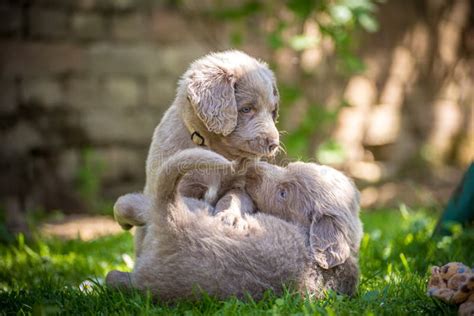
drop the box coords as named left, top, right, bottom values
left=40, top=215, right=124, bottom=240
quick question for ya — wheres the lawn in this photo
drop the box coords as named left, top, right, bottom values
left=1, top=206, right=472, bottom=315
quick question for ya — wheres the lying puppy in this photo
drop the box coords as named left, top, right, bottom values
left=245, top=160, right=363, bottom=270
left=107, top=149, right=362, bottom=301
left=118, top=50, right=281, bottom=257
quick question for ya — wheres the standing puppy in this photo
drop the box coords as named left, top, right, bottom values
left=116, top=51, right=280, bottom=256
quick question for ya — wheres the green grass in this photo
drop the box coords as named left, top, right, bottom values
left=1, top=207, right=472, bottom=315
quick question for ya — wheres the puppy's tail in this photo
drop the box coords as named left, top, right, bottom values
left=152, top=148, right=233, bottom=224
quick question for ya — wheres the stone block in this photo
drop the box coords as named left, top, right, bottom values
left=35, top=0, right=143, bottom=10
left=2, top=121, right=43, bottom=155
left=29, top=7, right=70, bottom=39
left=57, top=149, right=80, bottom=183
left=145, top=76, right=175, bottom=109
left=104, top=77, right=140, bottom=107
left=112, top=12, right=149, bottom=41
left=157, top=44, right=207, bottom=76
left=92, top=147, right=145, bottom=182
left=65, top=76, right=103, bottom=108
left=0, top=41, right=84, bottom=76
left=102, top=181, right=144, bottom=203
left=0, top=5, right=22, bottom=35
left=20, top=78, right=62, bottom=108
left=150, top=9, right=192, bottom=43
left=80, top=107, right=161, bottom=145
left=35, top=0, right=97, bottom=10
left=86, top=43, right=161, bottom=75
left=0, top=80, right=18, bottom=114
left=71, top=12, right=106, bottom=40
left=96, top=0, right=137, bottom=10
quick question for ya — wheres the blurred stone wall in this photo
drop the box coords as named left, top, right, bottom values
left=0, top=0, right=472, bottom=231
left=0, top=0, right=211, bottom=230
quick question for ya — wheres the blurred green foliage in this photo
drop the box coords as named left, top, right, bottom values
left=76, top=149, right=103, bottom=208
left=205, top=0, right=382, bottom=161
left=0, top=208, right=14, bottom=244
left=213, top=0, right=380, bottom=69
left=76, top=149, right=112, bottom=215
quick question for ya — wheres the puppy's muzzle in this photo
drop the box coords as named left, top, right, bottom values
left=248, top=135, right=280, bottom=156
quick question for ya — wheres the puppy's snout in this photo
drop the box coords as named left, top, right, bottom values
left=265, top=122, right=280, bottom=154
left=267, top=140, right=279, bottom=153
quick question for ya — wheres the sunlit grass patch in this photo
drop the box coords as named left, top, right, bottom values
left=1, top=207, right=472, bottom=315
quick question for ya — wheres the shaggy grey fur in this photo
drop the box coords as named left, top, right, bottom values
left=106, top=149, right=362, bottom=301
left=115, top=51, right=280, bottom=257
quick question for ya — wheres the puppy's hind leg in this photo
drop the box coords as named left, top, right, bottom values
left=106, top=270, right=133, bottom=291
left=114, top=193, right=152, bottom=230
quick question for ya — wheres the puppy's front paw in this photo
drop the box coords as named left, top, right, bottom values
left=217, top=212, right=248, bottom=230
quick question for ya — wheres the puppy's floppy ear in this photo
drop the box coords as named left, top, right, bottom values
left=186, top=66, right=238, bottom=136
left=310, top=214, right=350, bottom=269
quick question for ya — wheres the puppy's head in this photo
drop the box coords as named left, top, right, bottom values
left=182, top=50, right=280, bottom=158
left=245, top=161, right=362, bottom=269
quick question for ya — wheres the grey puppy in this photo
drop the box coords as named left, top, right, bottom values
left=116, top=51, right=280, bottom=257
left=106, top=148, right=363, bottom=301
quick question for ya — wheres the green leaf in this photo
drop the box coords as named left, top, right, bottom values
left=316, top=139, right=346, bottom=164
left=230, top=31, right=244, bottom=46
left=212, top=1, right=262, bottom=20
left=359, top=13, right=379, bottom=32
left=267, top=32, right=284, bottom=49
left=340, top=54, right=366, bottom=74
left=362, top=290, right=380, bottom=302
left=289, top=34, right=319, bottom=51
left=342, top=0, right=376, bottom=11
left=330, top=5, right=353, bottom=24
left=286, top=0, right=316, bottom=18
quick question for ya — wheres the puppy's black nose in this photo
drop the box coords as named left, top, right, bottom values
left=268, top=141, right=279, bottom=153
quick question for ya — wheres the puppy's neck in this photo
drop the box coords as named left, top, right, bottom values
left=180, top=99, right=210, bottom=147
left=181, top=106, right=209, bottom=147
left=179, top=96, right=243, bottom=160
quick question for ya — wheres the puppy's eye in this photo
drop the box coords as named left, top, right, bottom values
left=278, top=188, right=288, bottom=200
left=240, top=106, right=252, bottom=114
